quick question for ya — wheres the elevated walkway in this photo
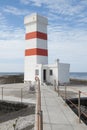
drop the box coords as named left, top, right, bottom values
left=40, top=85, right=87, bottom=130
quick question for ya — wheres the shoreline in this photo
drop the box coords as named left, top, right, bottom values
left=0, top=74, right=24, bottom=84
left=70, top=78, right=87, bottom=85
left=0, top=74, right=87, bottom=85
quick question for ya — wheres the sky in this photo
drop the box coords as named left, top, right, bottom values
left=0, top=0, right=87, bottom=72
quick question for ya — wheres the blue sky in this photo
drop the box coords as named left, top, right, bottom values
left=0, top=0, right=87, bottom=72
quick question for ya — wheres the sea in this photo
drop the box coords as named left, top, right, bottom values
left=70, top=72, right=87, bottom=80
left=0, top=72, right=87, bottom=80
left=0, top=72, right=24, bottom=76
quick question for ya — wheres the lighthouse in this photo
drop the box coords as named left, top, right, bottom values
left=24, top=13, right=48, bottom=82
left=24, top=13, right=70, bottom=84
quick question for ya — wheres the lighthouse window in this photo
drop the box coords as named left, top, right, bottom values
left=35, top=69, right=39, bottom=75
left=49, top=70, right=53, bottom=76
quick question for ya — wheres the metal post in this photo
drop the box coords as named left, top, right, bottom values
left=65, top=86, right=67, bottom=101
left=39, top=110, right=43, bottom=130
left=41, top=110, right=43, bottom=130
left=37, top=78, right=41, bottom=130
left=57, top=82, right=59, bottom=96
left=54, top=80, right=56, bottom=91
left=2, top=87, right=3, bottom=100
left=78, top=91, right=81, bottom=123
left=37, top=90, right=39, bottom=130
left=13, top=124, right=16, bottom=130
left=39, top=92, right=41, bottom=130
left=13, top=119, right=17, bottom=130
left=21, top=88, right=23, bottom=103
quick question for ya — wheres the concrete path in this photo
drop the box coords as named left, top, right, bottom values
left=41, top=85, right=87, bottom=130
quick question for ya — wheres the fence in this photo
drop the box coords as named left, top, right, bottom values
left=0, top=81, right=43, bottom=130
left=36, top=78, right=43, bottom=130
left=0, top=83, right=36, bottom=130
left=0, top=83, right=35, bottom=103
left=53, top=80, right=87, bottom=124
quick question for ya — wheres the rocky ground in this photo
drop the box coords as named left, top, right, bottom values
left=0, top=75, right=36, bottom=130
left=0, top=75, right=87, bottom=130
left=69, top=78, right=87, bottom=85
left=0, top=102, right=35, bottom=130
left=0, top=74, right=24, bottom=84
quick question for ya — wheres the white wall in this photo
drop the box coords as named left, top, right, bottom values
left=41, top=62, right=70, bottom=85
left=37, top=23, right=47, bottom=33
left=58, top=63, right=70, bottom=83
left=47, top=66, right=58, bottom=84
left=24, top=63, right=42, bottom=82
left=24, top=64, right=36, bottom=82
left=24, top=13, right=48, bottom=34
left=24, top=62, right=70, bottom=84
left=25, top=39, right=47, bottom=49
left=25, top=23, right=37, bottom=33
left=41, top=64, right=58, bottom=84
left=24, top=13, right=48, bottom=26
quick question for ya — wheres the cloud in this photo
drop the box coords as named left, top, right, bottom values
left=20, top=0, right=87, bottom=26
left=0, top=40, right=25, bottom=58
left=0, top=6, right=25, bottom=72
left=0, top=0, right=87, bottom=72
left=77, top=17, right=87, bottom=24
left=20, top=0, right=31, bottom=4
left=0, top=25, right=25, bottom=40
left=0, top=13, right=25, bottom=40
left=0, top=63, right=24, bottom=72
left=20, top=0, right=87, bottom=15
left=0, top=12, right=7, bottom=25
left=48, top=24, right=87, bottom=71
left=3, top=5, right=29, bottom=16
left=0, top=40, right=25, bottom=72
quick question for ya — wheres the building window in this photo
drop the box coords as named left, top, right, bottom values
left=35, top=69, right=39, bottom=75
left=49, top=70, right=53, bottom=76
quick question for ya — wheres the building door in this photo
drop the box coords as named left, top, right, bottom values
left=43, top=69, right=46, bottom=82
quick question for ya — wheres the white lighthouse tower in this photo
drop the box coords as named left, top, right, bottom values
left=24, top=13, right=48, bottom=82
left=24, top=13, right=70, bottom=84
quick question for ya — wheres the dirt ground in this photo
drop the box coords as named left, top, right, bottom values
left=0, top=75, right=36, bottom=130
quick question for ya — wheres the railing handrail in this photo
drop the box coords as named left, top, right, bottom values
left=36, top=78, right=43, bottom=130
left=54, top=80, right=87, bottom=124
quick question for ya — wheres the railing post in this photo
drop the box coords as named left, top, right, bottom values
left=78, top=91, right=81, bottom=123
left=37, top=78, right=41, bottom=130
left=13, top=119, right=17, bottom=130
left=13, top=124, right=16, bottom=130
left=35, top=77, right=43, bottom=130
left=39, top=110, right=43, bottom=130
left=38, top=91, right=41, bottom=130
left=2, top=87, right=3, bottom=100
left=38, top=79, right=40, bottom=92
left=65, top=86, right=67, bottom=101
left=57, top=82, right=59, bottom=96
left=37, top=110, right=39, bottom=130
left=54, top=80, right=56, bottom=91
left=21, top=88, right=23, bottom=103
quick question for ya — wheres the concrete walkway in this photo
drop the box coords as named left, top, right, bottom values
left=41, top=85, right=87, bottom=130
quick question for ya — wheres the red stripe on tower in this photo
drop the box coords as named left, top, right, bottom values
left=25, top=31, right=47, bottom=40
left=25, top=48, right=48, bottom=56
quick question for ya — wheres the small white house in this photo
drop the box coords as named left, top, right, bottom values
left=33, top=59, right=70, bottom=85
left=24, top=13, right=70, bottom=85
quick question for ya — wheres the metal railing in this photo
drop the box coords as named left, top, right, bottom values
left=36, top=78, right=43, bottom=130
left=53, top=80, right=87, bottom=124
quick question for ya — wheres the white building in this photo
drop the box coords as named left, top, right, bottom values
left=24, top=13, right=70, bottom=85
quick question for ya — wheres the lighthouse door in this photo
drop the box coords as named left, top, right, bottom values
left=43, top=69, right=46, bottom=82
